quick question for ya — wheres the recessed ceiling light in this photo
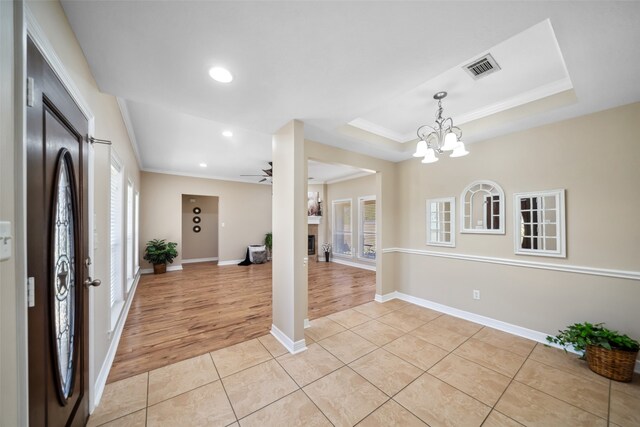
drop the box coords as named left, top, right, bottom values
left=222, top=130, right=233, bottom=137
left=208, top=67, right=233, bottom=83
left=199, top=163, right=207, bottom=168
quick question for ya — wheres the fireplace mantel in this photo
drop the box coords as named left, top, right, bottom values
left=308, top=216, right=322, bottom=225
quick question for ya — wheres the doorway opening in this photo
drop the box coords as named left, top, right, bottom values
left=306, top=159, right=377, bottom=320
left=181, top=195, right=219, bottom=264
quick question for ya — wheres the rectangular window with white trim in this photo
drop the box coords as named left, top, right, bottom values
left=110, top=157, right=124, bottom=329
left=358, top=196, right=376, bottom=260
left=332, top=199, right=352, bottom=257
left=126, top=179, right=134, bottom=291
left=135, top=191, right=140, bottom=273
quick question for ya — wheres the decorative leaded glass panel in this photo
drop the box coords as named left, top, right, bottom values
left=52, top=154, right=76, bottom=400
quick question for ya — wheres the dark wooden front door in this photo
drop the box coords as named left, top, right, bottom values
left=27, top=37, right=90, bottom=426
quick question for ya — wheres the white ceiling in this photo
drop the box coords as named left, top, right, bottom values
left=61, top=1, right=640, bottom=181
left=307, top=160, right=372, bottom=185
left=122, top=99, right=272, bottom=183
left=350, top=20, right=572, bottom=143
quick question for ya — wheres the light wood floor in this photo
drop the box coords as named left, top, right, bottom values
left=107, top=260, right=376, bottom=383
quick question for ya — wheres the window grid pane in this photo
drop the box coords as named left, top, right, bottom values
left=333, top=201, right=352, bottom=256
left=360, top=198, right=376, bottom=260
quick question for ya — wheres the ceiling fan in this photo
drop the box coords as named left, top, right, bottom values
left=240, top=162, right=273, bottom=182
left=240, top=161, right=314, bottom=183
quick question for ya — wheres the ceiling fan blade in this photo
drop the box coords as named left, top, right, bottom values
left=244, top=162, right=273, bottom=181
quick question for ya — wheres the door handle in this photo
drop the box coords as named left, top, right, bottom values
left=84, top=277, right=101, bottom=288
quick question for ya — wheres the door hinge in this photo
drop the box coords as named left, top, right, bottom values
left=26, top=77, right=35, bottom=107
left=27, top=277, right=35, bottom=307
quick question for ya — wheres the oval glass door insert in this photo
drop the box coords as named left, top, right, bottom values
left=52, top=152, right=77, bottom=400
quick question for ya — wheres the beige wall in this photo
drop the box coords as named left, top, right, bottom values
left=141, top=172, right=272, bottom=267
left=394, top=102, right=640, bottom=341
left=325, top=174, right=376, bottom=267
left=181, top=195, right=218, bottom=260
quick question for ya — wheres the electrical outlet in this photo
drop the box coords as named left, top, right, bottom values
left=473, top=290, right=480, bottom=300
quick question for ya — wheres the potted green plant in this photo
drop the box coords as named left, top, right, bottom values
left=264, top=232, right=272, bottom=260
left=143, top=239, right=178, bottom=274
left=321, top=242, right=331, bottom=263
left=547, top=322, right=639, bottom=382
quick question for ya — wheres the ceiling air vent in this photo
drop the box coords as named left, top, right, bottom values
left=464, top=53, right=501, bottom=80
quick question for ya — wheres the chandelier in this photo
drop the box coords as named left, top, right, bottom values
left=413, top=91, right=468, bottom=163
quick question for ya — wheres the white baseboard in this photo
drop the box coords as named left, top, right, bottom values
left=217, top=259, right=244, bottom=266
left=140, top=265, right=183, bottom=275
left=182, top=257, right=218, bottom=264
left=304, top=318, right=310, bottom=329
left=271, top=324, right=307, bottom=354
left=331, top=257, right=376, bottom=272
left=375, top=293, right=396, bottom=303
left=92, top=273, right=141, bottom=411
left=376, top=291, right=640, bottom=374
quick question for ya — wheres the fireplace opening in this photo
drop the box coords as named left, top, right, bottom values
left=308, top=235, right=316, bottom=255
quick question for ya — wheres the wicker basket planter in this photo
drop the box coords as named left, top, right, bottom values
left=586, top=345, right=638, bottom=382
left=153, top=263, right=166, bottom=274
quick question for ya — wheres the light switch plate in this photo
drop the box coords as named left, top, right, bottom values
left=0, top=221, right=12, bottom=261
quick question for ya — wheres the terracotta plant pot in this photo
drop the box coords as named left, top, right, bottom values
left=153, top=263, right=167, bottom=274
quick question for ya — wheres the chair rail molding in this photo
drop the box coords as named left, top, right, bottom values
left=382, top=247, right=640, bottom=281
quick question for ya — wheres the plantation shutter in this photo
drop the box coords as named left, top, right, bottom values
left=126, top=180, right=134, bottom=290
left=110, top=161, right=124, bottom=310
left=134, top=192, right=140, bottom=272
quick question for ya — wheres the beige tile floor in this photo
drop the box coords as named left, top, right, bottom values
left=88, top=300, right=640, bottom=427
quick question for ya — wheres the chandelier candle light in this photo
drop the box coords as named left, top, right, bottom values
left=414, top=91, right=469, bottom=163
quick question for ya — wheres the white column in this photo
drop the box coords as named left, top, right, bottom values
left=271, top=120, right=308, bottom=353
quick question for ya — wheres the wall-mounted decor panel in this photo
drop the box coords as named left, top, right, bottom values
left=427, top=197, right=455, bottom=247
left=513, top=189, right=566, bottom=257
left=460, top=180, right=505, bottom=234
